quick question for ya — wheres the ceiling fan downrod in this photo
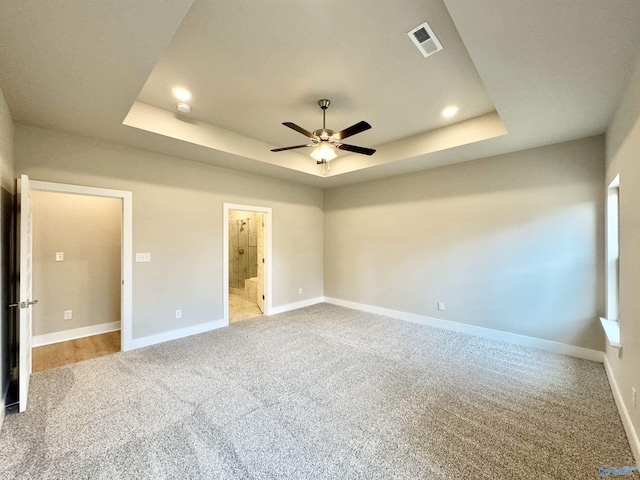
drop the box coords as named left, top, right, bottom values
left=318, top=99, right=330, bottom=131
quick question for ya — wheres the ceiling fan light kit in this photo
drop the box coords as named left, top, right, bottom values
left=310, top=143, right=337, bottom=163
left=271, top=99, right=376, bottom=168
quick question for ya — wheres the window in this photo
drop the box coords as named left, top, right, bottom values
left=606, top=174, right=620, bottom=320
left=601, top=174, right=621, bottom=350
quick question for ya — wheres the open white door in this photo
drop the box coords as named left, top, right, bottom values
left=17, top=174, right=35, bottom=412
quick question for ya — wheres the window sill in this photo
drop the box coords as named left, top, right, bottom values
left=600, top=317, right=622, bottom=348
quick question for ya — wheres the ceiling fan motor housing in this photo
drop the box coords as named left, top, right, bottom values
left=314, top=129, right=334, bottom=141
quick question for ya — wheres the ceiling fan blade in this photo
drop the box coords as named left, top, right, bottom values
left=336, top=143, right=376, bottom=156
left=271, top=144, right=311, bottom=152
left=283, top=122, right=315, bottom=139
left=333, top=121, right=371, bottom=141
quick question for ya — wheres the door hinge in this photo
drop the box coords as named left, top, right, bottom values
left=262, top=258, right=265, bottom=263
left=262, top=295, right=265, bottom=300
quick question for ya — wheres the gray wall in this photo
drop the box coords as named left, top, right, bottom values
left=0, top=91, right=13, bottom=191
left=606, top=47, right=640, bottom=163
left=605, top=48, right=640, bottom=453
left=15, top=125, right=324, bottom=340
left=32, top=191, right=121, bottom=336
left=324, top=137, right=605, bottom=350
left=0, top=86, right=14, bottom=418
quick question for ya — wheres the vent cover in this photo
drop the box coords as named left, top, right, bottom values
left=407, top=22, right=443, bottom=58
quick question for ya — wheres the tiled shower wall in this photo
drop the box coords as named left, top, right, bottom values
left=229, top=211, right=261, bottom=291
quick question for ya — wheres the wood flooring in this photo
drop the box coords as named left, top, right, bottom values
left=32, top=330, right=121, bottom=372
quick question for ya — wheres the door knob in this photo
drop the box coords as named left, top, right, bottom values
left=10, top=300, right=38, bottom=308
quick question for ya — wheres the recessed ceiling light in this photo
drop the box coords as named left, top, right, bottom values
left=176, top=103, right=191, bottom=113
left=172, top=87, right=192, bottom=102
left=442, top=106, right=459, bottom=118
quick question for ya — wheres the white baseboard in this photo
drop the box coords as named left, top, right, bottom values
left=324, top=297, right=604, bottom=363
left=129, top=296, right=323, bottom=350
left=604, top=355, right=640, bottom=464
left=32, top=321, right=121, bottom=347
left=129, top=319, right=227, bottom=350
left=269, top=297, right=324, bottom=315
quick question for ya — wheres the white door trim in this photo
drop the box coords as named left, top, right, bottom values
left=30, top=180, right=134, bottom=352
left=223, top=203, right=272, bottom=323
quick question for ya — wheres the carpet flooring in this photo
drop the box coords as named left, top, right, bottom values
left=0, top=303, right=635, bottom=479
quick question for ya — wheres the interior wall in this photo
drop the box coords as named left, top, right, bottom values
left=32, top=191, right=121, bottom=337
left=324, top=136, right=605, bottom=350
left=604, top=47, right=640, bottom=457
left=606, top=46, right=640, bottom=162
left=15, top=125, right=324, bottom=340
left=0, top=86, right=14, bottom=419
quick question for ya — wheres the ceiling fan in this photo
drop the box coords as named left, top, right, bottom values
left=271, top=99, right=376, bottom=164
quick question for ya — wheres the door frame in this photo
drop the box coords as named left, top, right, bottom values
left=223, top=203, right=272, bottom=323
left=30, top=180, right=134, bottom=351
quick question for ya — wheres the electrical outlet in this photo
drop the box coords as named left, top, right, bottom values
left=438, top=302, right=445, bottom=311
left=176, top=309, right=182, bottom=319
left=632, top=387, right=636, bottom=410
left=55, top=252, right=64, bottom=262
left=63, top=310, right=72, bottom=320
left=298, top=288, right=303, bottom=295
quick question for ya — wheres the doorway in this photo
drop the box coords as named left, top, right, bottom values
left=29, top=180, right=133, bottom=349
left=223, top=203, right=272, bottom=324
left=14, top=177, right=132, bottom=411
left=31, top=191, right=122, bottom=371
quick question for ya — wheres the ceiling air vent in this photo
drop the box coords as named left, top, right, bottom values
left=407, top=22, right=443, bottom=58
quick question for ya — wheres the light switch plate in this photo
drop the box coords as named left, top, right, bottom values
left=135, top=253, right=151, bottom=262
left=63, top=310, right=72, bottom=320
left=56, top=252, right=64, bottom=262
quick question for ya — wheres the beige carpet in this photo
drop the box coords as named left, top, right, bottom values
left=0, top=303, right=635, bottom=479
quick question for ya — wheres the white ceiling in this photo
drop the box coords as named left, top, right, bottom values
left=137, top=0, right=495, bottom=148
left=1, top=0, right=639, bottom=188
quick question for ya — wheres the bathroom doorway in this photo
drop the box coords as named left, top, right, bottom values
left=223, top=204, right=272, bottom=324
